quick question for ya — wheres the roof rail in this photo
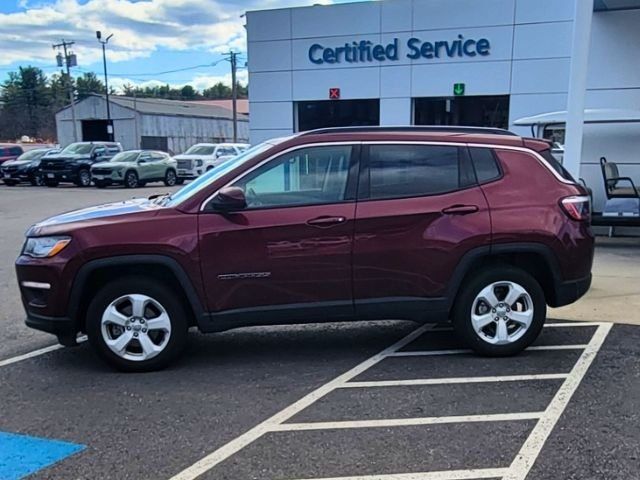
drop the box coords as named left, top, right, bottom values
left=298, top=126, right=518, bottom=136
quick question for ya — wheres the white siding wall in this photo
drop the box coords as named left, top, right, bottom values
left=247, top=2, right=640, bottom=211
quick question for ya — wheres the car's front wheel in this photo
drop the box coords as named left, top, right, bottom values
left=30, top=173, right=44, bottom=186
left=76, top=168, right=91, bottom=187
left=124, top=171, right=138, bottom=188
left=86, top=277, right=188, bottom=372
left=164, top=169, right=177, bottom=186
left=452, top=266, right=546, bottom=356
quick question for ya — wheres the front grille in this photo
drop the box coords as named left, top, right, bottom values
left=42, top=161, right=66, bottom=171
left=92, top=168, right=112, bottom=175
left=2, top=166, right=18, bottom=173
left=177, top=159, right=193, bottom=170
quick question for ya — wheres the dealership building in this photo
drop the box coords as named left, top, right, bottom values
left=246, top=0, right=640, bottom=209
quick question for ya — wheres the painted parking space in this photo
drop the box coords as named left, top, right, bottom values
left=0, top=431, right=84, bottom=480
left=172, top=322, right=611, bottom=480
left=0, top=320, right=638, bottom=479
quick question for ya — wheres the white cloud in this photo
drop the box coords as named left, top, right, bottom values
left=0, top=0, right=328, bottom=67
left=107, top=69, right=249, bottom=93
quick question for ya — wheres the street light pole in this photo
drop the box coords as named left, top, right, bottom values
left=96, top=31, right=114, bottom=141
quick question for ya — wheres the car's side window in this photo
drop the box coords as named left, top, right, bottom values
left=233, top=145, right=353, bottom=209
left=469, top=147, right=502, bottom=184
left=366, top=144, right=463, bottom=200
left=93, top=147, right=106, bottom=157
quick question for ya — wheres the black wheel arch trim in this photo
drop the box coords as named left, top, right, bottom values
left=445, top=242, right=566, bottom=310
left=68, top=254, right=206, bottom=330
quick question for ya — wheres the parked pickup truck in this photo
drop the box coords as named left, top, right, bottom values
left=174, top=143, right=249, bottom=182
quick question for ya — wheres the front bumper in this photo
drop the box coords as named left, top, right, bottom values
left=1, top=168, right=31, bottom=181
left=40, top=169, right=78, bottom=182
left=177, top=169, right=203, bottom=179
left=552, top=273, right=592, bottom=307
left=25, top=312, right=77, bottom=346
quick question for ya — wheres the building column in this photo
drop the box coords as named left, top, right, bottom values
left=563, top=0, right=594, bottom=180
left=380, top=98, right=412, bottom=126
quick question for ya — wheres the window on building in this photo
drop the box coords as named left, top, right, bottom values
left=414, top=96, right=510, bottom=129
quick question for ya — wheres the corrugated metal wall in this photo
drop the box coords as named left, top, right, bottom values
left=56, top=96, right=250, bottom=153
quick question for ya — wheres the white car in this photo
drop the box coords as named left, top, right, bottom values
left=173, top=143, right=249, bottom=181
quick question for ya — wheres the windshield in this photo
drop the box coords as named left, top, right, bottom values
left=110, top=151, right=140, bottom=163
left=61, top=143, right=94, bottom=155
left=16, top=149, right=47, bottom=162
left=184, top=145, right=216, bottom=156
left=163, top=143, right=274, bottom=207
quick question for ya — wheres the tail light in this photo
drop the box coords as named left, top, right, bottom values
left=560, top=195, right=590, bottom=221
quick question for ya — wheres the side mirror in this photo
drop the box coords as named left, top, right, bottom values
left=91, top=152, right=98, bottom=160
left=209, top=186, right=247, bottom=212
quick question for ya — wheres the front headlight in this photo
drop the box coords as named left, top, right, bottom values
left=23, top=236, right=71, bottom=258
left=195, top=159, right=203, bottom=167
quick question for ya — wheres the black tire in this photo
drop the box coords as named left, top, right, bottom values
left=86, top=276, right=189, bottom=372
left=164, top=169, right=177, bottom=186
left=175, top=178, right=185, bottom=185
left=94, top=180, right=108, bottom=189
left=45, top=180, right=59, bottom=187
left=30, top=174, right=44, bottom=186
left=452, top=266, right=546, bottom=357
left=3, top=180, right=17, bottom=186
left=124, top=170, right=138, bottom=188
left=76, top=168, right=91, bottom=187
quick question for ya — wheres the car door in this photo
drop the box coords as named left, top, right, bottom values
left=353, top=143, right=491, bottom=321
left=198, top=143, right=359, bottom=323
left=137, top=152, right=153, bottom=180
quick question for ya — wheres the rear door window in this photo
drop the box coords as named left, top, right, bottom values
left=365, top=145, right=468, bottom=200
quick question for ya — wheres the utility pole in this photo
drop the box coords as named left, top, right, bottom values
left=96, top=31, right=114, bottom=141
left=225, top=51, right=238, bottom=143
left=53, top=40, right=78, bottom=142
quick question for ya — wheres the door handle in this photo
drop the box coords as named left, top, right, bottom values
left=306, top=216, right=347, bottom=227
left=442, top=204, right=479, bottom=215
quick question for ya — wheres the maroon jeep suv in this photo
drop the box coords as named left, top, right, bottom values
left=16, top=127, right=593, bottom=371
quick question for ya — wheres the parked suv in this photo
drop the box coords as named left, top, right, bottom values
left=91, top=150, right=178, bottom=188
left=1, top=148, right=60, bottom=186
left=174, top=142, right=249, bottom=181
left=16, top=127, right=593, bottom=371
left=40, top=141, right=122, bottom=187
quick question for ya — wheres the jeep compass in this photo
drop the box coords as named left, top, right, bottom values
left=16, top=127, right=593, bottom=371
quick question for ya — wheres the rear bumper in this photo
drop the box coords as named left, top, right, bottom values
left=552, top=273, right=592, bottom=308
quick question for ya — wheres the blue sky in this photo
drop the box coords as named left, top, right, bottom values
left=0, top=0, right=353, bottom=92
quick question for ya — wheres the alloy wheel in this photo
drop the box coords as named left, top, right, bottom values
left=470, top=281, right=534, bottom=345
left=100, top=294, right=172, bottom=362
left=79, top=169, right=91, bottom=187
left=165, top=170, right=177, bottom=186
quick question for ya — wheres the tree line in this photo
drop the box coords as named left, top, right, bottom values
left=0, top=66, right=248, bottom=142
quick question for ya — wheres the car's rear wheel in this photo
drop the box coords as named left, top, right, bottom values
left=86, top=277, right=188, bottom=372
left=452, top=266, right=545, bottom=356
left=76, top=168, right=91, bottom=187
left=124, top=170, right=138, bottom=188
left=164, top=169, right=177, bottom=186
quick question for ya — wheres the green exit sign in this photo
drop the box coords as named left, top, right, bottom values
left=453, top=83, right=465, bottom=96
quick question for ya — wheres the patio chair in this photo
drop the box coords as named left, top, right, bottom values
left=600, top=157, right=640, bottom=199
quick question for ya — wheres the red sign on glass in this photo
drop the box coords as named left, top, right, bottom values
left=329, top=88, right=340, bottom=99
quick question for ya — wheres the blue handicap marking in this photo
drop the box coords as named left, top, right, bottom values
left=0, top=431, right=85, bottom=480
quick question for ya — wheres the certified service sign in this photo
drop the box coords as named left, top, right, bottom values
left=308, top=35, right=491, bottom=65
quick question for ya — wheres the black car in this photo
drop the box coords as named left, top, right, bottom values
left=40, top=142, right=123, bottom=187
left=1, top=148, right=60, bottom=186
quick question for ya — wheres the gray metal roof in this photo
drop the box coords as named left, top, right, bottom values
left=63, top=94, right=248, bottom=120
